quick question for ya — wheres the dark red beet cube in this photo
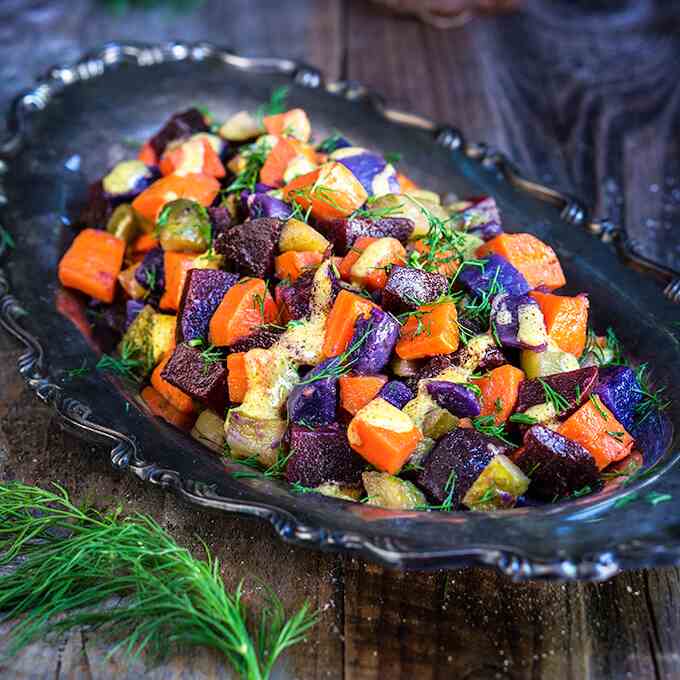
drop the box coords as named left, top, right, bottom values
left=160, top=343, right=227, bottom=414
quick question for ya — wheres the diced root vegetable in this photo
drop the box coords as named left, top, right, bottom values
left=58, top=229, right=126, bottom=304
left=472, top=364, right=525, bottom=424
left=558, top=396, right=634, bottom=470
left=322, top=289, right=378, bottom=358
left=395, top=302, right=459, bottom=360
left=279, top=219, right=330, bottom=253
left=227, top=352, right=248, bottom=403
left=224, top=410, right=287, bottom=467
left=347, top=398, right=422, bottom=473
left=362, top=471, right=426, bottom=510
left=151, top=352, right=195, bottom=414
left=191, top=409, right=226, bottom=452
left=476, top=233, right=566, bottom=291
left=339, top=374, right=388, bottom=415
left=520, top=341, right=580, bottom=378
left=530, top=291, right=589, bottom=356
left=275, top=251, right=324, bottom=282
left=462, top=454, right=529, bottom=510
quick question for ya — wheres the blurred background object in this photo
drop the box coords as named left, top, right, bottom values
left=371, top=0, right=522, bottom=28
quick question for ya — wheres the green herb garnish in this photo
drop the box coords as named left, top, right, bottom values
left=572, top=485, right=592, bottom=498
left=589, top=393, right=609, bottom=420
left=198, top=344, right=223, bottom=375
left=256, top=85, right=290, bottom=122
left=509, top=413, right=538, bottom=425
left=0, top=482, right=317, bottom=676
left=383, top=151, right=402, bottom=165
left=471, top=415, right=516, bottom=447
left=96, top=341, right=143, bottom=381
left=646, top=491, right=672, bottom=506
left=633, top=363, right=671, bottom=425
left=539, top=378, right=570, bottom=414
left=65, top=359, right=89, bottom=379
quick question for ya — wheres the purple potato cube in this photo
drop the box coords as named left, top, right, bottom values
left=416, top=428, right=511, bottom=508
left=426, top=381, right=481, bottom=418
left=214, top=217, right=284, bottom=278
left=456, top=197, right=503, bottom=241
left=243, top=192, right=293, bottom=220
left=161, top=343, right=226, bottom=414
left=331, top=147, right=399, bottom=196
left=176, top=269, right=239, bottom=343
left=348, top=308, right=400, bottom=375
left=135, top=246, right=165, bottom=295
left=594, top=365, right=642, bottom=432
left=491, top=292, right=547, bottom=351
left=418, top=340, right=506, bottom=382
left=382, top=266, right=448, bottom=312
left=286, top=423, right=364, bottom=488
left=287, top=359, right=339, bottom=427
left=379, top=380, right=414, bottom=409
left=516, top=425, right=599, bottom=500
left=458, top=254, right=530, bottom=297
left=149, top=108, right=209, bottom=157
left=319, top=216, right=413, bottom=253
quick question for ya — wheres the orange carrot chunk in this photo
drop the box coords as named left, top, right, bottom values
left=476, top=233, right=566, bottom=291
left=350, top=237, right=406, bottom=291
left=530, top=291, right=589, bottom=356
left=396, top=172, right=418, bottom=193
left=150, top=353, right=195, bottom=414
left=337, top=236, right=378, bottom=281
left=227, top=352, right=248, bottom=403
left=131, top=233, right=160, bottom=256
left=283, top=162, right=368, bottom=221
left=263, top=108, right=311, bottom=142
left=259, top=137, right=305, bottom=187
left=339, top=374, right=388, bottom=415
left=159, top=252, right=196, bottom=312
left=58, top=229, right=126, bottom=304
left=558, top=396, right=634, bottom=470
left=132, top=173, right=220, bottom=223
left=395, top=302, right=459, bottom=360
left=275, top=251, right=324, bottom=282
left=322, top=290, right=378, bottom=359
left=141, top=385, right=196, bottom=430
left=208, top=278, right=277, bottom=347
left=472, top=364, right=525, bottom=425
left=347, top=398, right=422, bottom=474
left=159, top=137, right=225, bottom=178
left=413, top=239, right=459, bottom=277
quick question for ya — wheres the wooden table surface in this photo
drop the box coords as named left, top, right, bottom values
left=1, top=1, right=680, bottom=678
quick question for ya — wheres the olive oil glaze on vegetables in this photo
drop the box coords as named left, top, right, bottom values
left=57, top=88, right=672, bottom=513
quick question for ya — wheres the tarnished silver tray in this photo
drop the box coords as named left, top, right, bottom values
left=1, top=42, right=679, bottom=580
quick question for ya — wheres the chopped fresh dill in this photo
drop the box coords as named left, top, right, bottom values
left=198, top=344, right=223, bottom=375
left=600, top=460, right=640, bottom=481
left=607, top=430, right=625, bottom=442
left=256, top=85, right=290, bottom=123
left=0, top=482, right=317, bottom=675
left=633, top=363, right=671, bottom=425
left=351, top=197, right=404, bottom=220
left=589, top=393, right=609, bottom=420
left=646, top=491, right=672, bottom=506
left=188, top=338, right=204, bottom=347
left=224, top=140, right=270, bottom=194
left=383, top=151, right=402, bottom=165
left=572, top=485, right=592, bottom=498
left=476, top=486, right=497, bottom=505
left=0, top=224, right=15, bottom=253
left=400, top=461, right=424, bottom=473
left=417, top=470, right=457, bottom=511
left=525, top=461, right=542, bottom=477
left=96, top=341, right=143, bottom=381
left=471, top=415, right=516, bottom=447
left=614, top=492, right=639, bottom=509
left=509, top=413, right=538, bottom=425
left=297, top=324, right=374, bottom=386
left=290, top=481, right=317, bottom=495
left=316, top=131, right=345, bottom=154
left=539, top=379, right=570, bottom=414
left=65, top=359, right=89, bottom=379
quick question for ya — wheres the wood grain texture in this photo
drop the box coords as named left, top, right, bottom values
left=1, top=1, right=680, bottom=678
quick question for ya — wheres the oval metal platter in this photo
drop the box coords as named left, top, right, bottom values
left=1, top=42, right=679, bottom=580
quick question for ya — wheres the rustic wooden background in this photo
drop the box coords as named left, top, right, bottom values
left=1, top=0, right=680, bottom=678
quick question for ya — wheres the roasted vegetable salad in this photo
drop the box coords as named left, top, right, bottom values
left=58, top=90, right=672, bottom=512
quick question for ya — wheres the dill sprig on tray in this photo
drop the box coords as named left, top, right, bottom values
left=633, top=363, right=671, bottom=425
left=225, top=140, right=271, bottom=195
left=538, top=378, right=570, bottom=414
left=0, top=482, right=317, bottom=678
left=471, top=415, right=516, bottom=447
left=255, top=86, right=289, bottom=124
left=96, top=341, right=143, bottom=381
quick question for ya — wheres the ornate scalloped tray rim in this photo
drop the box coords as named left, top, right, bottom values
left=1, top=41, right=679, bottom=581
